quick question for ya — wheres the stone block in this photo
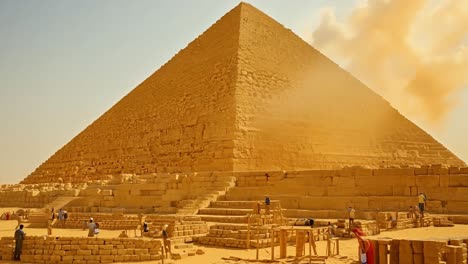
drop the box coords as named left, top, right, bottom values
left=415, top=174, right=440, bottom=187
left=399, top=240, right=414, bottom=264
left=449, top=175, right=468, bottom=187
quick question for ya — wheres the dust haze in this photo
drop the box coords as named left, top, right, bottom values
left=311, top=0, right=468, bottom=123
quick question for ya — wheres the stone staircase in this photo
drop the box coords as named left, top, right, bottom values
left=198, top=223, right=273, bottom=248
left=144, top=215, right=208, bottom=244
left=175, top=174, right=236, bottom=215
left=27, top=196, right=81, bottom=227
left=45, top=196, right=82, bottom=210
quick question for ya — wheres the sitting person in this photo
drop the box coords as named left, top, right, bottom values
left=118, top=230, right=128, bottom=238
left=327, top=222, right=336, bottom=239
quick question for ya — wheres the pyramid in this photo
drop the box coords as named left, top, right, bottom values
left=22, top=3, right=465, bottom=184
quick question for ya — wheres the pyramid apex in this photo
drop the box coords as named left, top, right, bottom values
left=234, top=1, right=256, bottom=12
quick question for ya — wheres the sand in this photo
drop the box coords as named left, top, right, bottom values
left=2, top=212, right=468, bottom=264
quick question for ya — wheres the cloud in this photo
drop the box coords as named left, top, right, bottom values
left=311, top=0, right=468, bottom=123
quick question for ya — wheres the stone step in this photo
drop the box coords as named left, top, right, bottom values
left=206, top=229, right=271, bottom=240
left=199, top=215, right=248, bottom=224
left=197, top=236, right=273, bottom=249
left=210, top=201, right=257, bottom=209
left=198, top=208, right=252, bottom=216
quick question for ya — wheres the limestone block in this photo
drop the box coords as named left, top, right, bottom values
left=411, top=240, right=423, bottom=254
left=392, top=186, right=411, bottom=196
left=100, top=189, right=113, bottom=196
left=390, top=239, right=400, bottom=264
left=356, top=185, right=393, bottom=196
left=303, top=175, right=332, bottom=187
left=326, top=187, right=357, bottom=196
left=447, top=201, right=468, bottom=214
left=414, top=167, right=428, bottom=175
left=413, top=253, right=424, bottom=264
left=423, top=241, right=447, bottom=263
left=331, top=176, right=355, bottom=187
left=449, top=175, right=468, bottom=187
left=415, top=175, right=440, bottom=187
left=438, top=175, right=451, bottom=190
left=399, top=240, right=414, bottom=264
left=449, top=167, right=460, bottom=174
left=374, top=168, right=414, bottom=177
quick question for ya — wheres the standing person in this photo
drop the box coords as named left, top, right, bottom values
left=327, top=222, right=336, bottom=239
left=348, top=206, right=356, bottom=232
left=47, top=219, right=53, bottom=236
left=352, top=227, right=374, bottom=264
left=418, top=193, right=427, bottom=218
left=58, top=208, right=64, bottom=225
left=63, top=211, right=68, bottom=226
left=14, top=224, right=26, bottom=260
left=408, top=206, right=415, bottom=219
left=264, top=196, right=271, bottom=215
left=162, top=224, right=171, bottom=257
left=87, top=218, right=97, bottom=237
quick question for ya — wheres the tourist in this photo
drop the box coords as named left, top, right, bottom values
left=414, top=204, right=421, bottom=218
left=256, top=201, right=261, bottom=215
left=264, top=196, right=271, bottom=215
left=143, top=222, right=149, bottom=233
left=88, top=218, right=97, bottom=237
left=63, top=211, right=68, bottom=225
left=418, top=193, right=427, bottom=218
left=14, top=224, right=26, bottom=260
left=119, top=230, right=129, bottom=238
left=352, top=227, right=374, bottom=264
left=348, top=206, right=356, bottom=233
left=327, top=222, right=336, bottom=239
left=58, top=208, right=64, bottom=223
left=162, top=224, right=171, bottom=256
left=408, top=206, right=415, bottom=219
left=6, top=211, right=11, bottom=220
left=50, top=208, right=55, bottom=221
left=47, top=219, right=53, bottom=235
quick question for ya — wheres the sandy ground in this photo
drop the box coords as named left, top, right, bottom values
left=1, top=208, right=467, bottom=264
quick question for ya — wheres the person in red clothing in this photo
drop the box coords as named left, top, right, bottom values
left=352, top=227, right=374, bottom=264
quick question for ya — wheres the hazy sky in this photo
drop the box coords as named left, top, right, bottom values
left=0, top=0, right=466, bottom=183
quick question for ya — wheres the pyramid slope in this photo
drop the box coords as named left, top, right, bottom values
left=22, top=5, right=243, bottom=183
left=22, top=3, right=465, bottom=184
left=232, top=3, right=465, bottom=170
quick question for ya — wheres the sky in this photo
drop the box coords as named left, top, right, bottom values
left=0, top=0, right=466, bottom=184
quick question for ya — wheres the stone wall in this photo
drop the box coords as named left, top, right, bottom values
left=0, top=183, right=83, bottom=208
left=369, top=238, right=468, bottom=264
left=0, top=236, right=161, bottom=263
left=54, top=213, right=140, bottom=230
left=226, top=166, right=468, bottom=214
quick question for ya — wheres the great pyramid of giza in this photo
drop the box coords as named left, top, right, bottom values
left=22, top=3, right=465, bottom=184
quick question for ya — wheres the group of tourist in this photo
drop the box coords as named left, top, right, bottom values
left=50, top=208, right=68, bottom=225
left=1, top=210, right=28, bottom=221
left=253, top=196, right=271, bottom=215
